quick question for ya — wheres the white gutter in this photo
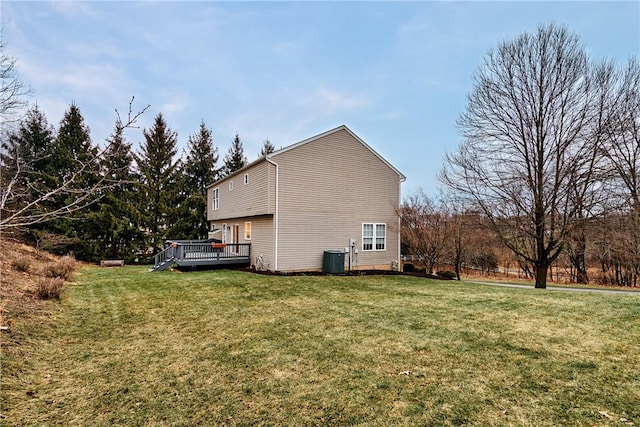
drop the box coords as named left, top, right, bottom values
left=265, top=156, right=279, bottom=271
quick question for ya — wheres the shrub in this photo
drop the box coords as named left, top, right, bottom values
left=436, top=270, right=457, bottom=280
left=36, top=277, right=66, bottom=300
left=40, top=256, right=77, bottom=281
left=403, top=263, right=415, bottom=273
left=470, top=252, right=499, bottom=273
left=11, top=257, right=31, bottom=273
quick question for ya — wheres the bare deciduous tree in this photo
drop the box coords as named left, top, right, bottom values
left=598, top=58, right=640, bottom=286
left=399, top=190, right=449, bottom=275
left=0, top=39, right=31, bottom=125
left=440, top=24, right=605, bottom=289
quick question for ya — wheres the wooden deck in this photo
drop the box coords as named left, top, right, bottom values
left=151, top=240, right=251, bottom=271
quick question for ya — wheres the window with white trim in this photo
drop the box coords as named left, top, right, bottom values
left=229, top=181, right=234, bottom=191
left=244, top=221, right=252, bottom=240
left=212, top=188, right=219, bottom=210
left=244, top=173, right=249, bottom=185
left=362, top=223, right=386, bottom=251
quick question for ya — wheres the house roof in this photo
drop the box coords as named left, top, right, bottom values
left=207, top=125, right=406, bottom=188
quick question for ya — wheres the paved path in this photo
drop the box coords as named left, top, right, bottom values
left=469, top=281, right=640, bottom=295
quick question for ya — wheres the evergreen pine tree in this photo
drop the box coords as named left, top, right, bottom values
left=0, top=105, right=56, bottom=221
left=259, top=138, right=275, bottom=156
left=48, top=103, right=101, bottom=258
left=135, top=113, right=180, bottom=255
left=90, top=119, right=145, bottom=262
left=221, top=132, right=247, bottom=176
left=170, top=121, right=219, bottom=239
left=53, top=102, right=98, bottom=185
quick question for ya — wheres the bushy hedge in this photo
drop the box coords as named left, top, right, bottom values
left=436, top=270, right=457, bottom=280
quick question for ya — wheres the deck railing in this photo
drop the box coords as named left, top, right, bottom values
left=153, top=245, right=176, bottom=268
left=174, top=242, right=251, bottom=262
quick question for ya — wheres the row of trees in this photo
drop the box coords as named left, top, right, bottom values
left=400, top=190, right=639, bottom=287
left=1, top=97, right=274, bottom=262
left=402, top=24, right=638, bottom=289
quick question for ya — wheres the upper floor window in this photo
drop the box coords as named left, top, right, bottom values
left=229, top=181, right=234, bottom=191
left=362, top=223, right=386, bottom=251
left=212, top=188, right=219, bottom=210
left=244, top=173, right=249, bottom=185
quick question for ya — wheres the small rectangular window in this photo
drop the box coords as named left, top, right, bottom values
left=212, top=188, right=219, bottom=210
left=244, top=173, right=249, bottom=185
left=244, top=222, right=252, bottom=240
left=362, top=223, right=386, bottom=251
left=228, top=181, right=234, bottom=191
left=362, top=223, right=374, bottom=251
left=376, top=224, right=386, bottom=250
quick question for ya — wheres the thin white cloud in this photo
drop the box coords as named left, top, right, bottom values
left=160, top=93, right=190, bottom=116
left=48, top=1, right=94, bottom=18
left=19, top=55, right=131, bottom=101
left=271, top=41, right=302, bottom=58
left=312, top=87, right=370, bottom=114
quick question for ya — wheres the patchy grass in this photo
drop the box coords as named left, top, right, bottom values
left=2, top=266, right=639, bottom=426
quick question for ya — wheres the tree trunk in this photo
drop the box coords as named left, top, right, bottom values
left=570, top=231, right=589, bottom=284
left=576, top=269, right=589, bottom=285
left=535, top=261, right=548, bottom=289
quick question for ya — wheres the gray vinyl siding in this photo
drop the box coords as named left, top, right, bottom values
left=207, top=161, right=275, bottom=221
left=271, top=128, right=401, bottom=271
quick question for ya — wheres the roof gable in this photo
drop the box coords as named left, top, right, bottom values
left=207, top=125, right=405, bottom=189
left=269, top=125, right=405, bottom=180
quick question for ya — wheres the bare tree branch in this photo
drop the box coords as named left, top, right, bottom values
left=0, top=98, right=149, bottom=230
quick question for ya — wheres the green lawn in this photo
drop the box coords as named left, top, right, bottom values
left=3, top=267, right=639, bottom=426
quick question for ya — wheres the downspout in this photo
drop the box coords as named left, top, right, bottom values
left=265, top=156, right=279, bottom=271
left=398, top=175, right=406, bottom=269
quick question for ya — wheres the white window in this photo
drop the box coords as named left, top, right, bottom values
left=229, top=181, right=234, bottom=191
left=362, top=223, right=386, bottom=251
left=244, top=222, right=252, bottom=240
left=212, top=188, right=219, bottom=210
left=244, top=173, right=249, bottom=185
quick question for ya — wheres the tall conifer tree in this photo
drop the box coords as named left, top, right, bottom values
left=90, top=119, right=144, bottom=262
left=259, top=138, right=275, bottom=156
left=171, top=121, right=219, bottom=239
left=221, top=132, right=247, bottom=176
left=135, top=113, right=180, bottom=254
left=1, top=105, right=56, bottom=221
left=49, top=103, right=101, bottom=257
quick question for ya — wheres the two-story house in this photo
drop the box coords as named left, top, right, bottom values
left=206, top=125, right=405, bottom=272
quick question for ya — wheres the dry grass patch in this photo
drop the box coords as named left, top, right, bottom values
left=2, top=266, right=639, bottom=426
left=34, top=276, right=66, bottom=300
left=38, top=255, right=77, bottom=281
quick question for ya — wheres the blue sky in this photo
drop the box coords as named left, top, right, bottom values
left=2, top=1, right=639, bottom=197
